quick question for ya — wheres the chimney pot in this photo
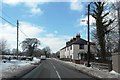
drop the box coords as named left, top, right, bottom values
left=76, top=34, right=80, bottom=40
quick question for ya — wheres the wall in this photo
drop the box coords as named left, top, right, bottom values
left=60, top=44, right=96, bottom=60
left=72, top=44, right=86, bottom=59
left=60, top=48, right=66, bottom=58
left=112, top=52, right=120, bottom=73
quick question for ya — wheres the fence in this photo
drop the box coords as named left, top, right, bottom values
left=91, top=62, right=109, bottom=70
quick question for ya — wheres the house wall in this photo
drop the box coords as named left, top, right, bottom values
left=64, top=46, right=71, bottom=58
left=60, top=44, right=96, bottom=60
left=72, top=44, right=86, bottom=59
left=65, top=47, right=70, bottom=58
left=60, top=48, right=66, bottom=58
left=72, top=44, right=96, bottom=60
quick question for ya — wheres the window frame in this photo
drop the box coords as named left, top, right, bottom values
left=79, top=44, right=84, bottom=49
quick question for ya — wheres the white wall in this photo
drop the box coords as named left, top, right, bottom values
left=60, top=48, right=66, bottom=58
left=65, top=46, right=70, bottom=58
left=72, top=44, right=87, bottom=59
left=60, top=44, right=96, bottom=59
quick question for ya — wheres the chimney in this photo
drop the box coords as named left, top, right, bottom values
left=68, top=41, right=70, bottom=44
left=66, top=41, right=68, bottom=46
left=76, top=34, right=80, bottom=40
left=70, top=39, right=73, bottom=43
left=73, top=37, right=76, bottom=42
left=66, top=41, right=71, bottom=46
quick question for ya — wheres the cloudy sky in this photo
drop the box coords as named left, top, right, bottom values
left=0, top=0, right=97, bottom=53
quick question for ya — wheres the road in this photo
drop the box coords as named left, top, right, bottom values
left=21, top=58, right=98, bottom=80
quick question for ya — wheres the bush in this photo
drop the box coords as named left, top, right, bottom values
left=27, top=57, right=33, bottom=61
left=13, top=56, right=17, bottom=59
left=20, top=57, right=27, bottom=60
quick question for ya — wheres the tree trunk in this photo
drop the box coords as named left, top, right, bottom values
left=28, top=46, right=34, bottom=56
left=96, top=17, right=106, bottom=62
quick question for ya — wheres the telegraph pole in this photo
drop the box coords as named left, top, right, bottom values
left=87, top=4, right=91, bottom=67
left=118, top=4, right=120, bottom=52
left=17, top=20, right=19, bottom=59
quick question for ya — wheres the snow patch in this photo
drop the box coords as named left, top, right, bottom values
left=110, top=70, right=120, bottom=75
left=0, top=57, right=41, bottom=79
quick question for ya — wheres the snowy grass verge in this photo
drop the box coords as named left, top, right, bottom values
left=53, top=58, right=120, bottom=79
left=0, top=57, right=41, bottom=79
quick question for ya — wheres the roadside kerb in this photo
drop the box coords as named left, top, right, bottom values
left=53, top=58, right=119, bottom=80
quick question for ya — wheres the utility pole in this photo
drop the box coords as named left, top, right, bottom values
left=87, top=4, right=91, bottom=67
left=118, top=3, right=120, bottom=52
left=17, top=20, right=19, bottom=59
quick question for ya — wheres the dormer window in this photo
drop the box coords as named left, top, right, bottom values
left=79, top=44, right=84, bottom=49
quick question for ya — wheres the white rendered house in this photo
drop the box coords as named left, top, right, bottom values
left=60, top=34, right=96, bottom=60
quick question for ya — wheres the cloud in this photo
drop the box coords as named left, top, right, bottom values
left=2, top=0, right=45, bottom=15
left=79, top=15, right=96, bottom=26
left=39, top=36, right=69, bottom=53
left=2, top=0, right=45, bottom=6
left=0, top=22, right=44, bottom=50
left=31, top=7, right=42, bottom=15
left=19, top=22, right=45, bottom=37
left=70, top=0, right=83, bottom=11
left=54, top=30, right=58, bottom=34
left=0, top=22, right=70, bottom=53
left=45, top=33, right=55, bottom=37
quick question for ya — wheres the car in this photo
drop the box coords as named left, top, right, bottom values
left=40, top=55, right=46, bottom=60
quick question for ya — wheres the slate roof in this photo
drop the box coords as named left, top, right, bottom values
left=60, top=38, right=95, bottom=50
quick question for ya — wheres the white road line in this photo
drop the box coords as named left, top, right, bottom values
left=50, top=62, right=62, bottom=80
left=56, top=70, right=62, bottom=80
left=50, top=62, right=56, bottom=69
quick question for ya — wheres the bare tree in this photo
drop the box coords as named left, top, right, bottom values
left=91, top=2, right=115, bottom=62
left=33, top=48, right=44, bottom=57
left=21, top=38, right=40, bottom=56
left=111, top=1, right=120, bottom=52
left=42, top=46, right=51, bottom=58
left=0, top=39, right=8, bottom=55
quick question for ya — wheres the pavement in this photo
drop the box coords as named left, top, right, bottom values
left=19, top=58, right=97, bottom=80
left=53, top=58, right=120, bottom=80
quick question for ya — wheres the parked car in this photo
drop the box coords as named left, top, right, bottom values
left=40, top=55, right=46, bottom=60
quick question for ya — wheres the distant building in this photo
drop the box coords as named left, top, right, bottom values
left=60, top=34, right=96, bottom=60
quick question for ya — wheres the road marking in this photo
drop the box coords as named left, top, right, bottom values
left=56, top=70, right=62, bottom=80
left=50, top=62, right=62, bottom=80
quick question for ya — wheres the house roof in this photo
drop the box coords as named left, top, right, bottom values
left=60, top=38, right=95, bottom=50
left=72, top=38, right=87, bottom=45
left=66, top=38, right=87, bottom=47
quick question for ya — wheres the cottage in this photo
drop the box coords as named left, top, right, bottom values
left=60, top=34, right=96, bottom=60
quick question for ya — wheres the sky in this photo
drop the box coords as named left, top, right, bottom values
left=0, top=0, right=97, bottom=53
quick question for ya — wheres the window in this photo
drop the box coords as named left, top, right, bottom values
left=79, top=44, right=84, bottom=49
left=67, top=47, right=69, bottom=50
left=70, top=45, right=72, bottom=50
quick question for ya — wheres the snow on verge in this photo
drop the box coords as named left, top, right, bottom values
left=110, top=70, right=120, bottom=75
left=53, top=58, right=120, bottom=79
left=0, top=57, right=40, bottom=79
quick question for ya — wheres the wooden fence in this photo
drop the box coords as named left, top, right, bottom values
left=91, top=62, right=109, bottom=70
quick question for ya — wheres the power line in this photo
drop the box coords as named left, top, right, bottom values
left=2, top=11, right=16, bottom=22
left=1, top=8, right=17, bottom=22
left=0, top=16, right=16, bottom=27
left=19, top=28, right=29, bottom=37
left=1, top=14, right=29, bottom=38
left=0, top=15, right=29, bottom=37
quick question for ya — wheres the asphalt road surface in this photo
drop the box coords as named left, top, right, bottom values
left=21, top=58, right=98, bottom=80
